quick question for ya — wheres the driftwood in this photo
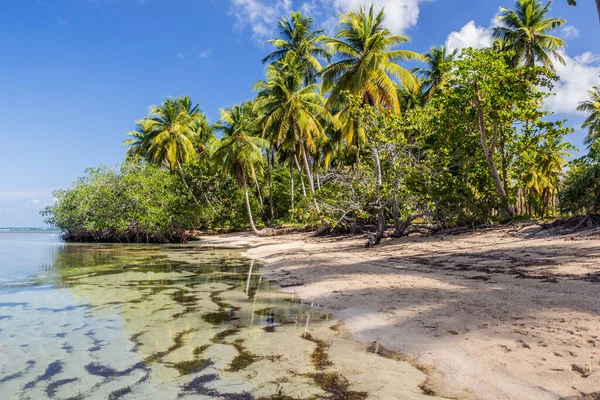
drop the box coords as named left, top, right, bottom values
left=392, top=213, right=439, bottom=238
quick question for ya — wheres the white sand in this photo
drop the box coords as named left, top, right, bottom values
left=209, top=229, right=600, bottom=400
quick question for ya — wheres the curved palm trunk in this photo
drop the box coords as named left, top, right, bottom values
left=177, top=162, right=199, bottom=204
left=597, top=0, right=600, bottom=24
left=372, top=147, right=385, bottom=245
left=300, top=141, right=320, bottom=212
left=253, top=173, right=264, bottom=208
left=294, top=155, right=307, bottom=197
left=243, top=174, right=261, bottom=236
left=290, top=162, right=295, bottom=211
left=268, top=152, right=275, bottom=222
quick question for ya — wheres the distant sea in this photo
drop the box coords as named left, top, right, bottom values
left=0, top=227, right=59, bottom=231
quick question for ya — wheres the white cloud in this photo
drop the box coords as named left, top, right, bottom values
left=176, top=52, right=185, bottom=59
left=445, top=21, right=600, bottom=116
left=57, top=17, right=69, bottom=27
left=198, top=48, right=213, bottom=58
left=545, top=51, right=600, bottom=115
left=323, top=0, right=432, bottom=34
left=574, top=51, right=600, bottom=65
left=445, top=21, right=492, bottom=52
left=561, top=25, right=580, bottom=39
left=229, top=0, right=432, bottom=45
left=229, top=0, right=293, bottom=44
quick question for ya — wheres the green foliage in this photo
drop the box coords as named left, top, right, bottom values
left=42, top=162, right=201, bottom=242
left=560, top=155, right=600, bottom=215
left=44, top=2, right=588, bottom=241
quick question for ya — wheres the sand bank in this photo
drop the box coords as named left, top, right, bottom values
left=199, top=228, right=600, bottom=399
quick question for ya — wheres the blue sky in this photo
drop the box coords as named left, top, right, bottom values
left=0, top=0, right=598, bottom=227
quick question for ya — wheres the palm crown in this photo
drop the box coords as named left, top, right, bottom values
left=320, top=5, right=423, bottom=113
left=578, top=86, right=600, bottom=147
left=412, top=46, right=457, bottom=99
left=262, top=11, right=330, bottom=85
left=492, top=0, right=566, bottom=70
left=124, top=96, right=206, bottom=172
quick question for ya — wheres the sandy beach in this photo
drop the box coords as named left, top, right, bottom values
left=199, top=228, right=600, bottom=400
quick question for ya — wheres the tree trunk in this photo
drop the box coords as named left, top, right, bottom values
left=596, top=0, right=600, bottom=24
left=301, top=141, right=320, bottom=212
left=177, top=162, right=199, bottom=204
left=474, top=94, right=514, bottom=217
left=253, top=173, right=264, bottom=208
left=372, top=147, right=385, bottom=245
left=294, top=155, right=307, bottom=197
left=268, top=152, right=275, bottom=222
left=315, top=163, right=321, bottom=190
left=500, top=127, right=509, bottom=196
left=300, top=142, right=315, bottom=194
left=393, top=199, right=401, bottom=237
left=243, top=174, right=261, bottom=236
left=290, top=162, right=295, bottom=211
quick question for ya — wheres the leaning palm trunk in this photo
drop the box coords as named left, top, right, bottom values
left=268, top=153, right=275, bottom=222
left=372, top=147, right=385, bottom=245
left=243, top=174, right=261, bottom=236
left=294, top=155, right=307, bottom=197
left=177, top=162, right=199, bottom=204
left=300, top=141, right=320, bottom=212
left=290, top=162, right=295, bottom=211
left=253, top=173, right=264, bottom=208
left=597, top=0, right=600, bottom=24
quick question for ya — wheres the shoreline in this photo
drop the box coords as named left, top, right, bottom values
left=197, top=229, right=600, bottom=400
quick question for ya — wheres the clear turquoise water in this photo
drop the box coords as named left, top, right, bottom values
left=0, top=231, right=410, bottom=399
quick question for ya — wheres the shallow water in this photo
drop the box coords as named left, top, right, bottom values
left=0, top=231, right=426, bottom=399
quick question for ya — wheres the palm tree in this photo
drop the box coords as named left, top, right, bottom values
left=254, top=55, right=331, bottom=209
left=320, top=5, right=423, bottom=113
left=210, top=104, right=269, bottom=236
left=124, top=119, right=155, bottom=160
left=577, top=86, right=600, bottom=147
left=537, top=136, right=572, bottom=215
left=396, top=80, right=426, bottom=110
left=412, top=46, right=457, bottom=100
left=124, top=96, right=207, bottom=200
left=262, top=11, right=330, bottom=85
left=492, top=0, right=566, bottom=70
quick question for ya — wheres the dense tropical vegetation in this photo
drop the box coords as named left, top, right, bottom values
left=44, top=1, right=600, bottom=242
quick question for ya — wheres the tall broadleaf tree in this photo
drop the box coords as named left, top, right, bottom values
left=492, top=0, right=566, bottom=70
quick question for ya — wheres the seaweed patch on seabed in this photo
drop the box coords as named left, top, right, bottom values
left=228, top=339, right=260, bottom=372
left=108, top=386, right=133, bottom=400
left=61, top=342, right=74, bottom=353
left=366, top=342, right=437, bottom=397
left=45, top=378, right=78, bottom=397
left=178, top=374, right=253, bottom=400
left=0, top=360, right=35, bottom=384
left=85, top=361, right=147, bottom=379
left=299, top=333, right=368, bottom=400
left=129, top=332, right=144, bottom=353
left=300, top=333, right=333, bottom=371
left=143, top=328, right=197, bottom=365
left=85, top=330, right=105, bottom=352
left=23, top=360, right=63, bottom=390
